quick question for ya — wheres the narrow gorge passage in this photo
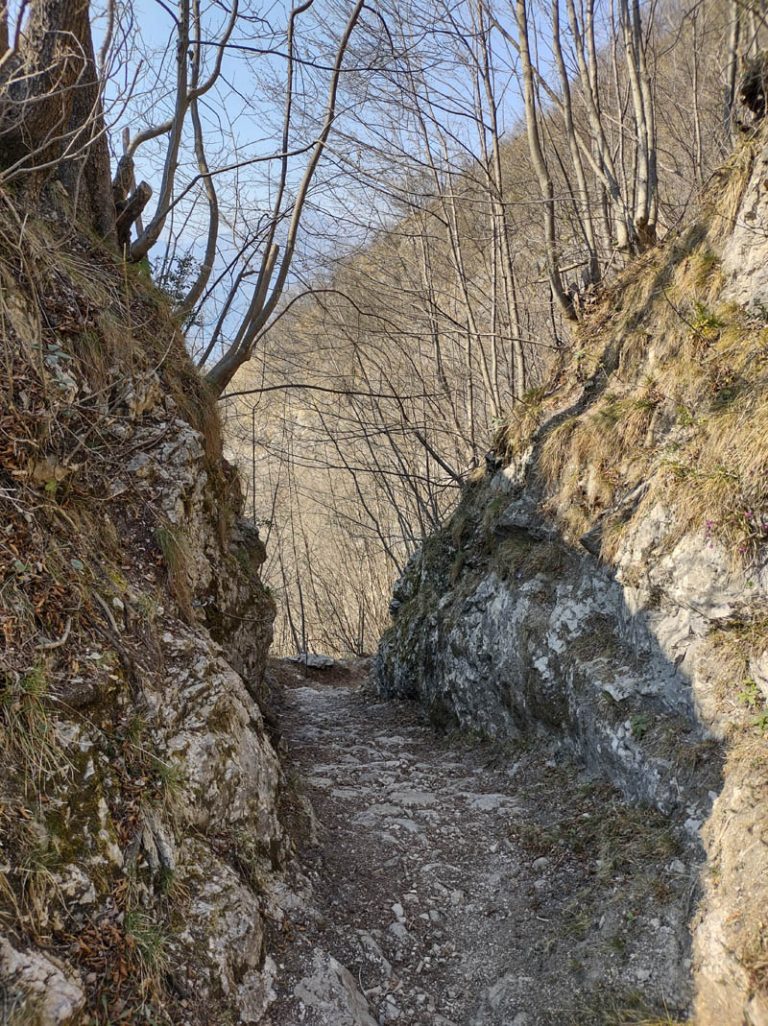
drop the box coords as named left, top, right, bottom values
left=264, top=662, right=696, bottom=1026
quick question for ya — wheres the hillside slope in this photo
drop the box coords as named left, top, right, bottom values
left=377, top=127, right=768, bottom=1023
left=0, top=196, right=289, bottom=1025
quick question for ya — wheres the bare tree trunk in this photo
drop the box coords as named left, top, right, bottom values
left=473, top=0, right=527, bottom=396
left=621, top=0, right=657, bottom=246
left=0, top=3, right=9, bottom=60
left=691, top=8, right=704, bottom=186
left=0, top=0, right=116, bottom=241
left=56, top=1, right=116, bottom=243
left=205, top=0, right=366, bottom=395
left=1, top=1, right=85, bottom=165
left=564, top=0, right=633, bottom=252
left=515, top=0, right=575, bottom=322
left=725, top=1, right=742, bottom=138
left=177, top=0, right=219, bottom=318
left=550, top=0, right=600, bottom=286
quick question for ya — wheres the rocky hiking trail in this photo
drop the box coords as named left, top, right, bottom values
left=263, top=661, right=696, bottom=1026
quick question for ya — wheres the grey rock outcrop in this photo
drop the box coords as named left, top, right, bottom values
left=0, top=940, right=85, bottom=1026
left=0, top=224, right=289, bottom=1025
left=377, top=130, right=768, bottom=1024
left=294, top=950, right=379, bottom=1026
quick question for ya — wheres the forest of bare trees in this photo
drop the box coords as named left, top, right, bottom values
left=0, top=0, right=765, bottom=655
left=225, top=0, right=767, bottom=655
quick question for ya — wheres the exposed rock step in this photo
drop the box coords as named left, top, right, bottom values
left=264, top=664, right=695, bottom=1026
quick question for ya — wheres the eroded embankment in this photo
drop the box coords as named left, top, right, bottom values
left=377, top=129, right=768, bottom=1024
left=0, top=205, right=290, bottom=1025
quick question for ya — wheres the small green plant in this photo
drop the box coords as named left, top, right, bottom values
left=148, top=754, right=186, bottom=816
left=674, top=403, right=695, bottom=427
left=752, top=712, right=768, bottom=734
left=690, top=301, right=726, bottom=342
left=135, top=590, right=160, bottom=622
left=154, top=757, right=185, bottom=794
left=124, top=909, right=169, bottom=977
left=153, top=252, right=203, bottom=328
left=156, top=865, right=188, bottom=901
left=739, top=680, right=762, bottom=709
left=0, top=662, right=68, bottom=786
left=632, top=376, right=662, bottom=414
left=125, top=714, right=148, bottom=747
left=630, top=713, right=653, bottom=741
left=608, top=934, right=627, bottom=955
left=632, top=394, right=659, bottom=413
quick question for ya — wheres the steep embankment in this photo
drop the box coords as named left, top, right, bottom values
left=0, top=199, right=288, bottom=1024
left=377, top=131, right=768, bottom=1023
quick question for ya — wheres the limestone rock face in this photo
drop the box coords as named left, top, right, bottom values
left=378, top=472, right=767, bottom=1026
left=0, top=317, right=286, bottom=1022
left=721, top=137, right=768, bottom=311
left=0, top=941, right=85, bottom=1026
left=377, top=133, right=768, bottom=1024
left=294, top=950, right=379, bottom=1026
left=377, top=490, right=721, bottom=814
left=173, top=840, right=277, bottom=1022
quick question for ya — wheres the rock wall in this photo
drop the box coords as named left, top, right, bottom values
left=377, top=129, right=768, bottom=1024
left=0, top=205, right=292, bottom=1025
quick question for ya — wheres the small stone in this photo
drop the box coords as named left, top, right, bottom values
left=388, top=922, right=410, bottom=943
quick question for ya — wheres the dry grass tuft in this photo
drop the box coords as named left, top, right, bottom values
left=495, top=143, right=768, bottom=564
left=495, top=385, right=549, bottom=460
left=155, top=524, right=194, bottom=621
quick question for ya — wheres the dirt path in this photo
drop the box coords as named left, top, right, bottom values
left=264, top=662, right=696, bottom=1026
